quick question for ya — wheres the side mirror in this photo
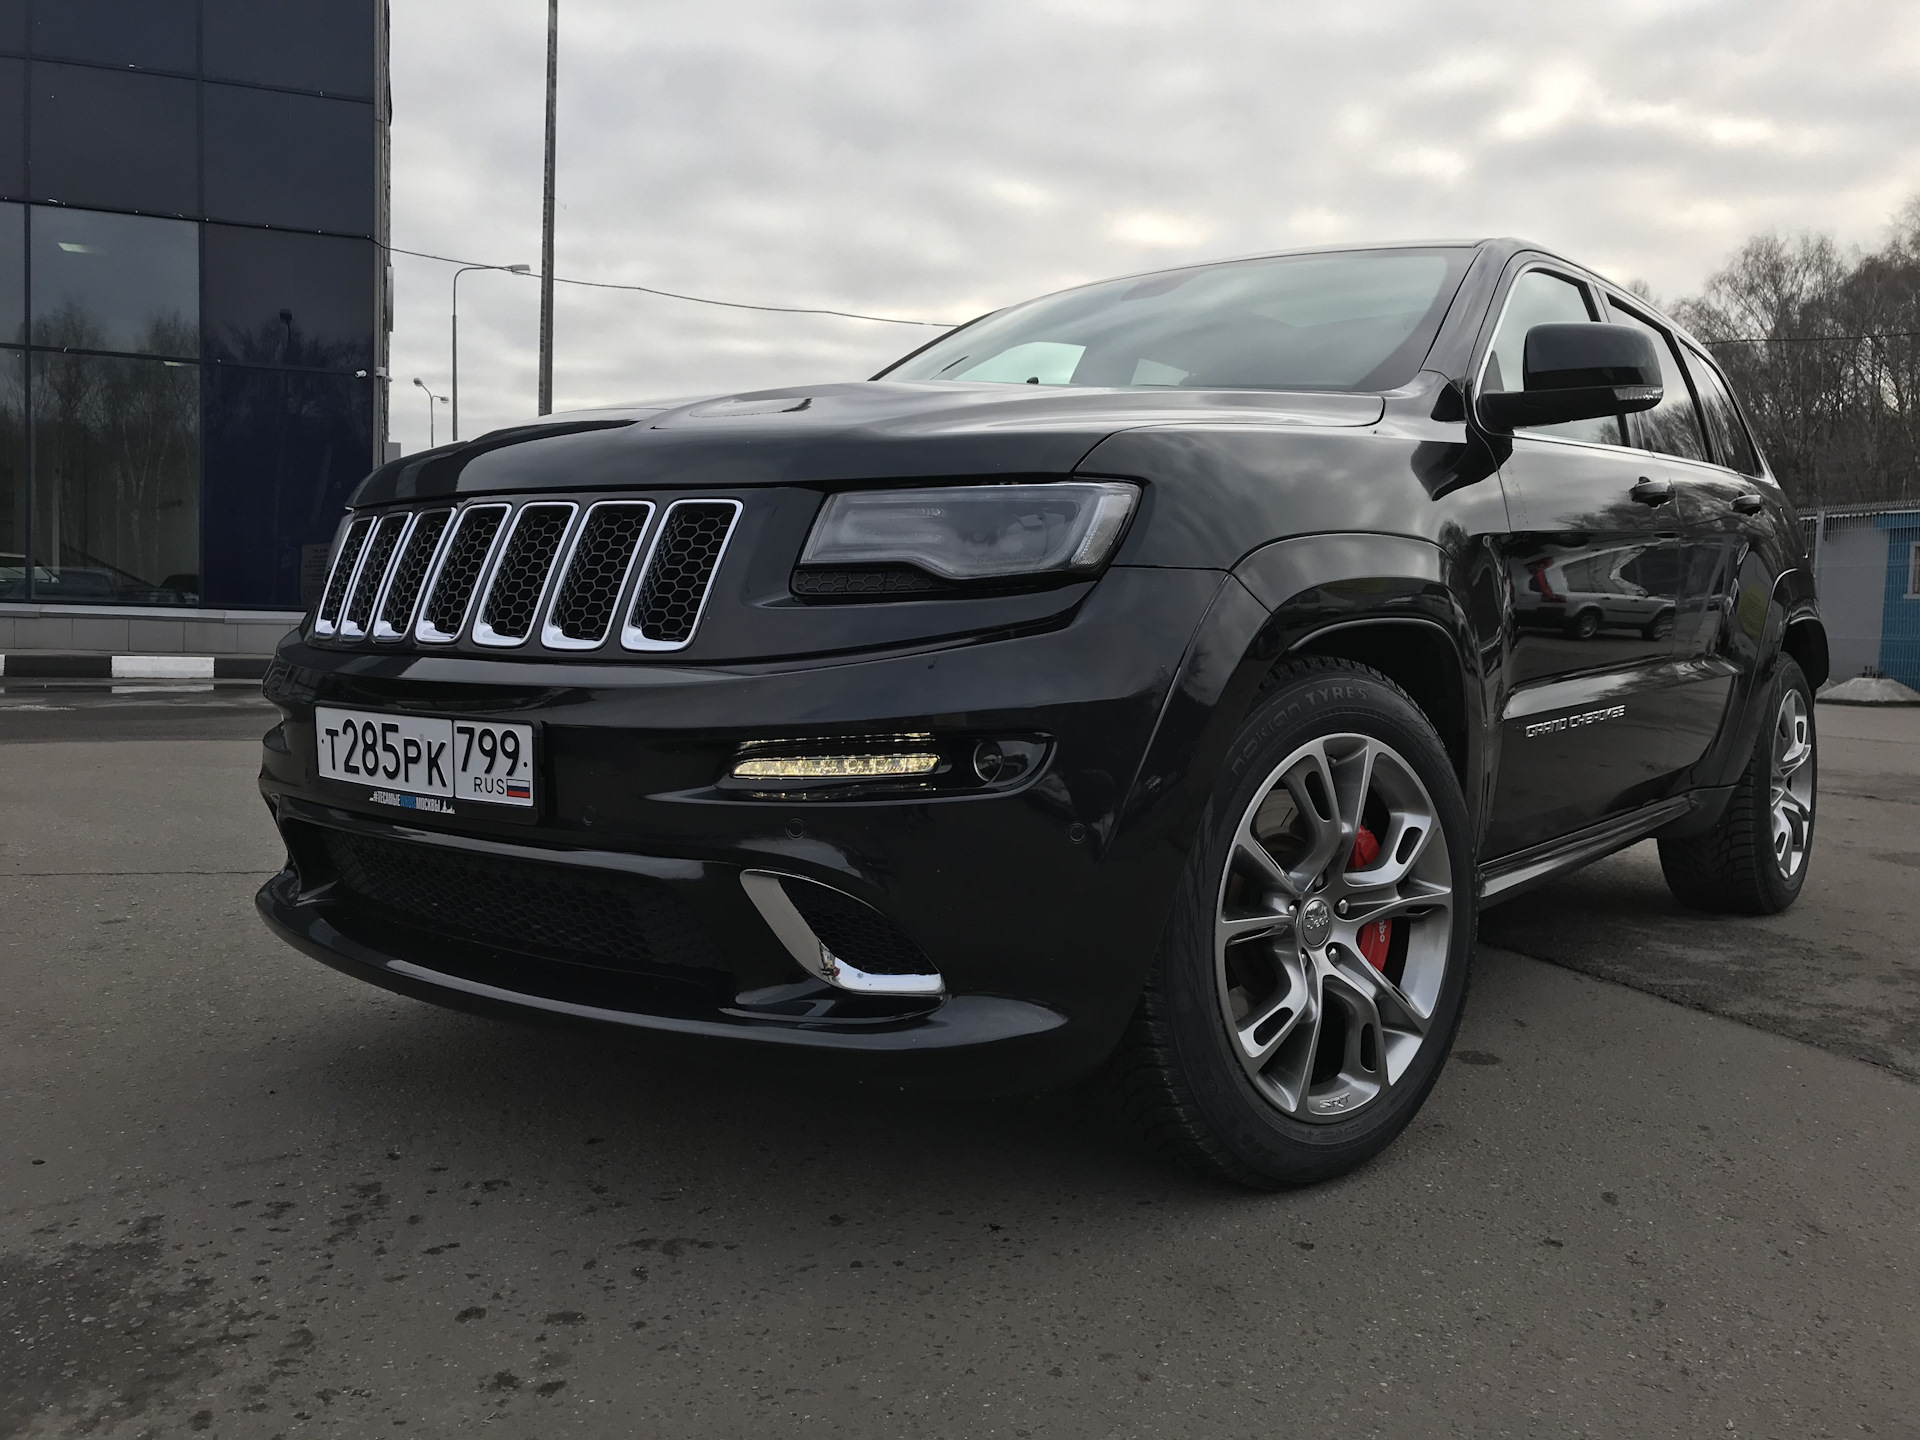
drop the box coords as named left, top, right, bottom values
left=1480, top=322, right=1663, bottom=431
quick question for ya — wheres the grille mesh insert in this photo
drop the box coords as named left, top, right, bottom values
left=375, top=510, right=451, bottom=638
left=420, top=505, right=508, bottom=638
left=550, top=502, right=652, bottom=644
left=631, top=501, right=737, bottom=646
left=319, top=827, right=728, bottom=975
left=779, top=878, right=936, bottom=976
left=317, top=517, right=374, bottom=629
left=341, top=513, right=407, bottom=634
left=480, top=504, right=573, bottom=641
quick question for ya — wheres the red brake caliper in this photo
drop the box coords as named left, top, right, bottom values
left=1348, top=826, right=1393, bottom=972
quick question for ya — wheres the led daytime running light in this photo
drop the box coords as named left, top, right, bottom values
left=732, top=752, right=940, bottom=780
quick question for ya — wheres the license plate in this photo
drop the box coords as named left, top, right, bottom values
left=316, top=706, right=535, bottom=809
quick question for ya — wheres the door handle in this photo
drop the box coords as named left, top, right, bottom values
left=1733, top=493, right=1765, bottom=515
left=1630, top=476, right=1675, bottom=506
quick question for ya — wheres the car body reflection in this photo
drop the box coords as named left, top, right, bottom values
left=1511, top=541, right=1678, bottom=641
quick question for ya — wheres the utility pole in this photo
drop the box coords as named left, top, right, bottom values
left=538, top=0, right=558, bottom=415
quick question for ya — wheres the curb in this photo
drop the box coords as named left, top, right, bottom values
left=0, top=654, right=271, bottom=680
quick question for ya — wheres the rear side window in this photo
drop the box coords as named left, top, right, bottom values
left=1607, top=303, right=1707, bottom=463
left=1482, top=270, right=1623, bottom=445
left=1681, top=344, right=1763, bottom=475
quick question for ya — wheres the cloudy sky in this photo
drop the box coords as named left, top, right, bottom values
left=386, top=0, right=1920, bottom=453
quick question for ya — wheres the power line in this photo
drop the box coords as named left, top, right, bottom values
left=1705, top=330, right=1920, bottom=345
left=386, top=243, right=959, bottom=327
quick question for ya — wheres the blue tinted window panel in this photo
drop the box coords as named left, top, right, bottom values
left=0, top=348, right=21, bottom=597
left=0, top=201, right=20, bottom=345
left=203, top=83, right=374, bottom=236
left=30, top=62, right=197, bottom=215
left=201, top=364, right=374, bottom=608
left=31, top=206, right=198, bottom=357
left=33, top=0, right=197, bottom=72
left=30, top=351, right=201, bottom=604
left=202, top=225, right=373, bottom=371
left=203, top=0, right=376, bottom=99
left=0, top=2, right=21, bottom=54
left=0, top=57, right=23, bottom=198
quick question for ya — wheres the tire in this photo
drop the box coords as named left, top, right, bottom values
left=1643, top=610, right=1675, bottom=642
left=1658, top=657, right=1816, bottom=915
left=1570, top=609, right=1601, bottom=640
left=1108, top=658, right=1476, bottom=1189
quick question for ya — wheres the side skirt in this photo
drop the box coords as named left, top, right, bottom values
left=1477, top=794, right=1695, bottom=908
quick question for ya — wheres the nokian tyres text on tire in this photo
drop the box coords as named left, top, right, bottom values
left=1109, top=658, right=1475, bottom=1189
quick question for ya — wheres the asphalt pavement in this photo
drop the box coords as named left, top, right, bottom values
left=3, top=688, right=1916, bottom=1438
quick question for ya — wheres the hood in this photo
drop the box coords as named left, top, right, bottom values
left=352, top=380, right=1385, bottom=506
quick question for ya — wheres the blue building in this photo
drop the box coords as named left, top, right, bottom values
left=0, top=0, right=388, bottom=639
left=1809, top=505, right=1920, bottom=689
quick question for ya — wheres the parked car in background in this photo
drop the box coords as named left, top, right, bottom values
left=256, top=238, right=1824, bottom=1187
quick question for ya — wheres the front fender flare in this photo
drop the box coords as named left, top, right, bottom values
left=1114, top=533, right=1483, bottom=872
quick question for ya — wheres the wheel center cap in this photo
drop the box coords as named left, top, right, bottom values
left=1300, top=897, right=1333, bottom=949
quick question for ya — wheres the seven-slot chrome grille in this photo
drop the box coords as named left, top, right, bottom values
left=311, top=495, right=741, bottom=655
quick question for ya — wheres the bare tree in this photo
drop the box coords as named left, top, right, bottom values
left=1674, top=207, right=1920, bottom=508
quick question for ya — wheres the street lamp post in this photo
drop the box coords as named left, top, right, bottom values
left=451, top=262, right=531, bottom=443
left=413, top=377, right=447, bottom=449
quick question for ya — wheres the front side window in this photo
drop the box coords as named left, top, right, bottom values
left=881, top=247, right=1473, bottom=393
left=1482, top=268, right=1622, bottom=445
left=1681, top=343, right=1762, bottom=475
left=1607, top=302, right=1707, bottom=463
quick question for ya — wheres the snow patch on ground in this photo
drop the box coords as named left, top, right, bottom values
left=1818, top=675, right=1920, bottom=705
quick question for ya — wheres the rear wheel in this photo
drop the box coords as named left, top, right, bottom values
left=1109, top=659, right=1474, bottom=1188
left=1658, top=657, right=1816, bottom=914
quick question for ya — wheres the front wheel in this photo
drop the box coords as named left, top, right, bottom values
left=1109, top=659, right=1475, bottom=1188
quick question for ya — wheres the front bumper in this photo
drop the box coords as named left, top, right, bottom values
left=255, top=566, right=1227, bottom=1088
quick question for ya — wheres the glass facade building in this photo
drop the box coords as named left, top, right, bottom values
left=0, top=0, right=388, bottom=611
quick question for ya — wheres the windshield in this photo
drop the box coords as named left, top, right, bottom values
left=881, top=247, right=1473, bottom=393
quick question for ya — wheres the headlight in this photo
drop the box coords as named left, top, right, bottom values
left=798, top=481, right=1139, bottom=583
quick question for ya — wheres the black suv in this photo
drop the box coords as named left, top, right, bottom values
left=257, top=239, right=1824, bottom=1188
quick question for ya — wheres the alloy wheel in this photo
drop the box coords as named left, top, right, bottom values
left=1213, top=733, right=1455, bottom=1123
left=1769, top=688, right=1815, bottom=879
